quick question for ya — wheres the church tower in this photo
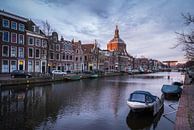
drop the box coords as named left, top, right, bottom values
left=107, top=25, right=128, bottom=55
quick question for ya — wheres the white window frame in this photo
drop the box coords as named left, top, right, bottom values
left=28, top=36, right=34, bottom=45
left=28, top=47, right=34, bottom=58
left=11, top=33, right=17, bottom=43
left=19, top=23, right=25, bottom=31
left=2, top=45, right=9, bottom=57
left=11, top=46, right=17, bottom=57
left=28, top=60, right=34, bottom=72
left=35, top=38, right=41, bottom=46
left=18, top=47, right=24, bottom=58
left=18, top=34, right=24, bottom=44
left=11, top=21, right=17, bottom=30
left=2, top=19, right=9, bottom=28
left=2, top=59, right=9, bottom=73
left=10, top=60, right=17, bottom=72
left=2, top=31, right=9, bottom=42
left=35, top=60, right=40, bottom=72
left=35, top=48, right=40, bottom=58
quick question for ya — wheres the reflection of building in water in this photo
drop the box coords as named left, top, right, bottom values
left=110, top=77, right=127, bottom=117
left=0, top=85, right=53, bottom=129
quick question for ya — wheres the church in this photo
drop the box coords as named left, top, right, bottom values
left=107, top=25, right=133, bottom=72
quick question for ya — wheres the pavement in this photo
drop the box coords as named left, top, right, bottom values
left=175, top=75, right=194, bottom=130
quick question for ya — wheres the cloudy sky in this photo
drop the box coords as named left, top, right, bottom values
left=1, top=0, right=194, bottom=62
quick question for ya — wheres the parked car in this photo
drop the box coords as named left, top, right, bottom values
left=11, top=70, right=32, bottom=78
left=52, top=70, right=67, bottom=75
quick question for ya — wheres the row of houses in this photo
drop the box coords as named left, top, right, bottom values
left=0, top=10, right=163, bottom=74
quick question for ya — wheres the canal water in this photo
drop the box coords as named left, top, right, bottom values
left=0, top=72, right=184, bottom=130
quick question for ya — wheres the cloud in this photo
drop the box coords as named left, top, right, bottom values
left=1, top=0, right=194, bottom=62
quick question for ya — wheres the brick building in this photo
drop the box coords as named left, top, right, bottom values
left=25, top=20, right=48, bottom=73
left=0, top=10, right=27, bottom=73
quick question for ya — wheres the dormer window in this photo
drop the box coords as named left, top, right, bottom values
left=33, top=26, right=40, bottom=34
left=53, top=37, right=57, bottom=42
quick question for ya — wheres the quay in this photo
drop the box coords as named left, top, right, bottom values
left=175, top=75, right=194, bottom=130
left=0, top=72, right=125, bottom=87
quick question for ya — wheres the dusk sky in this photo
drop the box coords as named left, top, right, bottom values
left=1, top=0, right=194, bottom=62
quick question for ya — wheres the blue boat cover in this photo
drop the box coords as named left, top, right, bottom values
left=161, top=85, right=182, bottom=94
left=128, top=91, right=157, bottom=103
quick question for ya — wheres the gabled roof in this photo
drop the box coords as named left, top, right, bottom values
left=0, top=10, right=28, bottom=22
left=81, top=44, right=95, bottom=53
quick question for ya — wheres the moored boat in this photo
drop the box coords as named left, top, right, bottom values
left=127, top=91, right=164, bottom=116
left=161, top=84, right=182, bottom=99
left=65, top=75, right=81, bottom=81
left=90, top=74, right=98, bottom=78
left=172, top=81, right=183, bottom=86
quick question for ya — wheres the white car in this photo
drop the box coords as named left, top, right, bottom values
left=52, top=70, right=67, bottom=75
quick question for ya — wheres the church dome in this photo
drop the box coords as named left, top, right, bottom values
left=107, top=25, right=126, bottom=52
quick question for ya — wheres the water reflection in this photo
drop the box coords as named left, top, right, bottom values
left=126, top=107, right=164, bottom=130
left=0, top=72, right=184, bottom=130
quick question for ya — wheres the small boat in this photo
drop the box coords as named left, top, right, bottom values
left=127, top=91, right=164, bottom=116
left=65, top=75, right=81, bottom=81
left=172, top=81, right=183, bottom=86
left=161, top=84, right=182, bottom=98
left=90, top=74, right=98, bottom=78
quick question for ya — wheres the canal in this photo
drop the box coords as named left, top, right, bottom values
left=0, top=72, right=184, bottom=130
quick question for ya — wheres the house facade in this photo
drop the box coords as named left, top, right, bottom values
left=72, top=40, right=84, bottom=72
left=0, top=10, right=27, bottom=73
left=26, top=20, right=48, bottom=73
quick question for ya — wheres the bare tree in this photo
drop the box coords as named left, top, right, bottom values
left=41, top=20, right=53, bottom=36
left=175, top=13, right=194, bottom=60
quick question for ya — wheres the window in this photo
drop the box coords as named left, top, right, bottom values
left=28, top=48, right=34, bottom=58
left=11, top=46, right=17, bottom=57
left=80, top=57, right=82, bottom=62
left=3, top=31, right=9, bottom=42
left=41, top=50, right=46, bottom=59
left=76, top=57, right=78, bottom=61
left=56, top=44, right=60, bottom=51
left=62, top=53, right=65, bottom=60
left=18, top=47, right=24, bottom=58
left=2, top=19, right=9, bottom=28
left=35, top=49, right=40, bottom=58
left=18, top=34, right=24, bottom=44
left=85, top=56, right=87, bottom=61
left=42, top=40, right=47, bottom=48
left=19, top=23, right=25, bottom=31
left=50, top=44, right=54, bottom=50
left=53, top=36, right=57, bottom=42
left=2, top=45, right=9, bottom=57
left=70, top=55, right=72, bottom=60
left=28, top=37, right=34, bottom=45
left=35, top=60, right=40, bottom=72
left=2, top=60, right=9, bottom=72
left=35, top=38, right=41, bottom=46
left=28, top=60, right=33, bottom=72
left=50, top=52, right=54, bottom=59
left=11, top=33, right=17, bottom=43
left=66, top=55, right=69, bottom=60
left=11, top=21, right=17, bottom=30
left=10, top=60, right=17, bottom=72
left=56, top=53, right=60, bottom=60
